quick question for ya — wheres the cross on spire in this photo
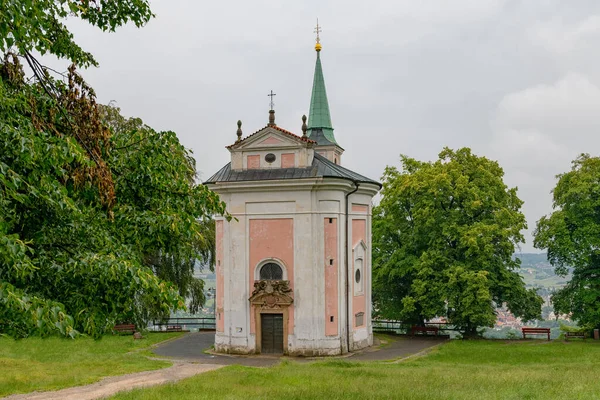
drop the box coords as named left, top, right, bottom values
left=268, top=90, right=276, bottom=110
left=314, top=19, right=322, bottom=45
left=314, top=19, right=323, bottom=52
left=307, top=19, right=336, bottom=143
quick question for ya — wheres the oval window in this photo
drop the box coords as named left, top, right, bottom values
left=265, top=153, right=276, bottom=163
left=355, top=269, right=361, bottom=284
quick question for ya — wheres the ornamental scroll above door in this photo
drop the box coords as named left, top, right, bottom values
left=249, top=280, right=293, bottom=309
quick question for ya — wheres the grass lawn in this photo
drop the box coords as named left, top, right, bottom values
left=110, top=340, right=600, bottom=400
left=0, top=332, right=182, bottom=397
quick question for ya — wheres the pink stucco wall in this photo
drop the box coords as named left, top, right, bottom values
left=353, top=293, right=366, bottom=328
left=260, top=136, right=284, bottom=145
left=216, top=220, right=224, bottom=332
left=352, top=204, right=368, bottom=213
left=249, top=218, right=294, bottom=334
left=352, top=219, right=366, bottom=330
left=281, top=153, right=295, bottom=168
left=247, top=155, right=260, bottom=169
left=324, top=218, right=338, bottom=336
left=352, top=220, right=366, bottom=252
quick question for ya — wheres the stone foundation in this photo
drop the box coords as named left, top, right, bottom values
left=215, top=333, right=374, bottom=356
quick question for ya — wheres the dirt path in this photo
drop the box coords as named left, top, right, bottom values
left=3, top=363, right=223, bottom=400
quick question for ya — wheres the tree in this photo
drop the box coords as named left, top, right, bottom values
left=0, top=2, right=228, bottom=337
left=534, top=154, right=600, bottom=329
left=373, top=147, right=542, bottom=336
left=99, top=104, right=220, bottom=314
left=1, top=0, right=153, bottom=67
left=0, top=56, right=227, bottom=337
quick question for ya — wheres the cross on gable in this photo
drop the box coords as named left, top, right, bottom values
left=268, top=90, right=276, bottom=110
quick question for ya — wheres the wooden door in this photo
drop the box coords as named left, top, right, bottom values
left=261, top=313, right=283, bottom=354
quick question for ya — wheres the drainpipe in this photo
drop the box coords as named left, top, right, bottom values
left=344, top=180, right=360, bottom=353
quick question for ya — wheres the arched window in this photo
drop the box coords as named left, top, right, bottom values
left=259, top=262, right=283, bottom=280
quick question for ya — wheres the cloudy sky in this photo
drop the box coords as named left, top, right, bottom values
left=56, top=0, right=600, bottom=252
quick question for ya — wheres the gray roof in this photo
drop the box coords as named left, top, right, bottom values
left=204, top=153, right=381, bottom=187
left=307, top=128, right=344, bottom=149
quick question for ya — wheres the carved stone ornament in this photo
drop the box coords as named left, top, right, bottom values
left=249, top=280, right=293, bottom=309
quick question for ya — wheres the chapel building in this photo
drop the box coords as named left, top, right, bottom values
left=205, top=36, right=380, bottom=356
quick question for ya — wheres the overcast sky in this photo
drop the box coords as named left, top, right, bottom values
left=55, top=0, right=600, bottom=252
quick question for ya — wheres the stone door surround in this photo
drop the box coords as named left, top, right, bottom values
left=249, top=280, right=293, bottom=354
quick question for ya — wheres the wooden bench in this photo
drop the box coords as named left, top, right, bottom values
left=410, top=326, right=439, bottom=336
left=522, top=327, right=550, bottom=341
left=565, top=331, right=586, bottom=340
left=166, top=325, right=183, bottom=332
left=114, top=324, right=136, bottom=335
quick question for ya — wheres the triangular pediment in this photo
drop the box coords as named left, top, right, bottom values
left=230, top=126, right=313, bottom=150
left=246, top=131, right=297, bottom=149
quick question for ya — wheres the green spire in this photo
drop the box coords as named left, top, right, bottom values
left=308, top=51, right=337, bottom=144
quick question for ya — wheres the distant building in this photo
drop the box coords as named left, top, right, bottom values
left=204, top=32, right=380, bottom=355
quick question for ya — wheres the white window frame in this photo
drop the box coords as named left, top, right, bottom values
left=254, top=258, right=288, bottom=281
left=353, top=241, right=367, bottom=296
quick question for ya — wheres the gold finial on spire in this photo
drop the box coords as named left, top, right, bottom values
left=314, top=19, right=322, bottom=52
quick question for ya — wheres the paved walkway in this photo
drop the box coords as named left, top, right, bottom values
left=153, top=331, right=445, bottom=364
left=152, top=332, right=282, bottom=366
left=349, top=336, right=446, bottom=361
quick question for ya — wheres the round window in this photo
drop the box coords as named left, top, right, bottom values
left=355, top=269, right=361, bottom=284
left=265, top=153, right=276, bottom=163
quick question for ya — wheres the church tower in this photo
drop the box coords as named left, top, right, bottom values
left=205, top=26, right=380, bottom=356
left=307, top=22, right=344, bottom=165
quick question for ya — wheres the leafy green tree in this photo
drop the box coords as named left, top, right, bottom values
left=373, top=147, right=542, bottom=336
left=0, top=57, right=227, bottom=337
left=100, top=104, right=219, bottom=314
left=0, top=0, right=153, bottom=67
left=0, top=1, right=227, bottom=337
left=534, top=154, right=600, bottom=329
